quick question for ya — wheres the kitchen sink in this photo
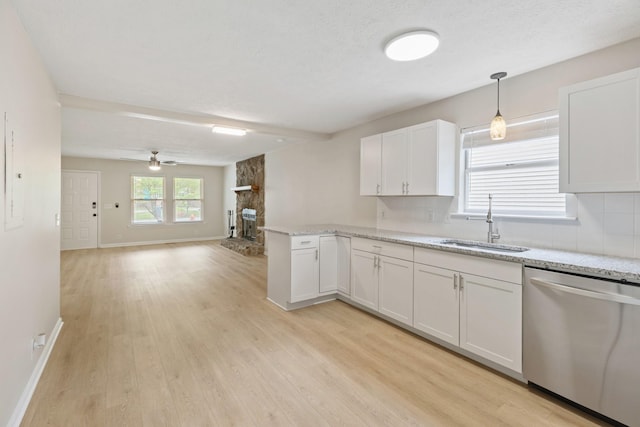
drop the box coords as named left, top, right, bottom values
left=439, top=239, right=529, bottom=253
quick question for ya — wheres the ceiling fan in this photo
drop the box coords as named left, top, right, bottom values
left=121, top=150, right=180, bottom=170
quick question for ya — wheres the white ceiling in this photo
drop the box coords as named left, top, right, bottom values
left=11, top=0, right=640, bottom=166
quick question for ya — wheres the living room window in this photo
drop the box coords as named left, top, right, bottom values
left=174, top=177, right=203, bottom=222
left=131, top=175, right=165, bottom=224
left=461, top=112, right=568, bottom=218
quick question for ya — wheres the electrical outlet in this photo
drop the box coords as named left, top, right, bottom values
left=31, top=333, right=46, bottom=360
left=426, top=209, right=434, bottom=222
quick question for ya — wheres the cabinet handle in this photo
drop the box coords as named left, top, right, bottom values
left=377, top=256, right=381, bottom=270
left=402, top=182, right=406, bottom=194
left=376, top=184, right=380, bottom=194
left=372, top=245, right=382, bottom=249
left=300, top=240, right=312, bottom=245
left=453, top=273, right=458, bottom=290
left=460, top=275, right=465, bottom=291
left=315, top=249, right=318, bottom=260
left=405, top=182, right=409, bottom=194
left=373, top=255, right=378, bottom=268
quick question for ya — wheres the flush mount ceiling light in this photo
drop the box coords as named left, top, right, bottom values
left=384, top=30, right=440, bottom=61
left=148, top=150, right=161, bottom=171
left=212, top=125, right=247, bottom=136
left=489, top=71, right=507, bottom=141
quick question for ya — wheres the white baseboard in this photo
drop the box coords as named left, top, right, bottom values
left=8, top=317, right=64, bottom=427
left=99, top=236, right=227, bottom=248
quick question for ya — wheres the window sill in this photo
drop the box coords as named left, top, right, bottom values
left=451, top=213, right=578, bottom=223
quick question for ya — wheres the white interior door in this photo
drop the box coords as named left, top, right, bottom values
left=61, top=171, right=98, bottom=250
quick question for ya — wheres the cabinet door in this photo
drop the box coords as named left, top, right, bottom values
left=407, top=121, right=438, bottom=195
left=319, top=236, right=338, bottom=293
left=407, top=120, right=455, bottom=196
left=350, top=249, right=378, bottom=310
left=381, top=129, right=408, bottom=195
left=560, top=68, right=640, bottom=192
left=290, top=247, right=319, bottom=303
left=336, top=236, right=351, bottom=295
left=459, top=273, right=522, bottom=372
left=360, top=134, right=382, bottom=196
left=413, top=263, right=459, bottom=345
left=378, top=256, right=414, bottom=326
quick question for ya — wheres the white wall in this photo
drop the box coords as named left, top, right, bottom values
left=265, top=37, right=640, bottom=258
left=265, top=133, right=377, bottom=227
left=0, top=0, right=61, bottom=424
left=61, top=157, right=227, bottom=246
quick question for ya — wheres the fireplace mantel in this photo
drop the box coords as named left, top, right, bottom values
left=231, top=184, right=260, bottom=193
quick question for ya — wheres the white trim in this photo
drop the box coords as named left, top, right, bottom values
left=98, top=236, right=227, bottom=248
left=8, top=318, right=64, bottom=427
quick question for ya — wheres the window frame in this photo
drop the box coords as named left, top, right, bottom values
left=131, top=175, right=166, bottom=225
left=458, top=111, right=575, bottom=220
left=172, top=176, right=204, bottom=223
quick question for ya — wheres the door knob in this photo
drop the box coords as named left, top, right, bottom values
left=93, top=213, right=97, bottom=217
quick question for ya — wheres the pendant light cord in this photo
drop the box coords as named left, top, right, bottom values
left=496, top=77, right=500, bottom=113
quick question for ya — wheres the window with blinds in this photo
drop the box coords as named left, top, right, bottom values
left=462, top=112, right=567, bottom=217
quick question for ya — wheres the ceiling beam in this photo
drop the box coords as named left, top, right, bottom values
left=59, top=94, right=331, bottom=142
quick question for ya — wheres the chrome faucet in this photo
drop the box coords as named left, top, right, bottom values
left=486, top=194, right=500, bottom=243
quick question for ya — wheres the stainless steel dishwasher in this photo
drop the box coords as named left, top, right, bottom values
left=523, top=266, right=640, bottom=426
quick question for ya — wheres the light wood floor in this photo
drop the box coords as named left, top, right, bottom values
left=22, top=241, right=609, bottom=426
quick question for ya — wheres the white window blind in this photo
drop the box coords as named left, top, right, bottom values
left=462, top=112, right=566, bottom=217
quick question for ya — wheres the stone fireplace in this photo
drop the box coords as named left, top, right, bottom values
left=220, top=154, right=265, bottom=256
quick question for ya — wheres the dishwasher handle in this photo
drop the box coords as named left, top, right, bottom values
left=530, top=277, right=640, bottom=306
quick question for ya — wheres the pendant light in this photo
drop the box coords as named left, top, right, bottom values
left=490, top=72, right=507, bottom=140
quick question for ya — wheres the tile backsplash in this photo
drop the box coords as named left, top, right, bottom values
left=376, top=193, right=640, bottom=259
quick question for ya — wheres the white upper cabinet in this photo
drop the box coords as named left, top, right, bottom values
left=381, top=129, right=408, bottom=195
left=360, top=134, right=382, bottom=196
left=407, top=121, right=456, bottom=196
left=361, top=119, right=456, bottom=196
left=560, top=67, right=640, bottom=193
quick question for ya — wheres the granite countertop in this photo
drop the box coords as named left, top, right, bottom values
left=262, top=224, right=640, bottom=283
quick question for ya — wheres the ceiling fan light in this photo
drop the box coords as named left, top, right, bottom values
left=212, top=126, right=247, bottom=136
left=149, top=159, right=161, bottom=171
left=490, top=112, right=506, bottom=140
left=384, top=30, right=440, bottom=61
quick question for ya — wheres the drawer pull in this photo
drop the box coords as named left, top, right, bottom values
left=300, top=240, right=312, bottom=244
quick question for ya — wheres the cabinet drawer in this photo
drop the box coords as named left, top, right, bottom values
left=351, top=237, right=413, bottom=261
left=290, top=235, right=319, bottom=250
left=414, top=247, right=521, bottom=284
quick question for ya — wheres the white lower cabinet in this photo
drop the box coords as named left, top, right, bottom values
left=319, top=235, right=351, bottom=295
left=336, top=237, right=351, bottom=295
left=269, top=230, right=523, bottom=375
left=267, top=233, right=350, bottom=308
left=351, top=249, right=379, bottom=310
left=350, top=238, right=414, bottom=326
left=290, top=238, right=320, bottom=303
left=413, top=264, right=459, bottom=346
left=413, top=248, right=522, bottom=373
left=459, top=272, right=522, bottom=372
left=378, top=256, right=413, bottom=325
